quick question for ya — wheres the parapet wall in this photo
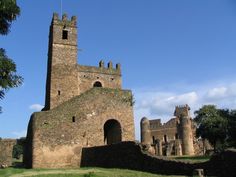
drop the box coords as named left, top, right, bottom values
left=0, top=139, right=16, bottom=167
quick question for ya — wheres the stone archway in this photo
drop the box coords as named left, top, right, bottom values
left=104, top=119, right=122, bottom=145
left=93, top=81, right=102, bottom=87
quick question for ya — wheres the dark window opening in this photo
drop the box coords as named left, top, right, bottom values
left=93, top=81, right=102, bottom=87
left=152, top=136, right=155, bottom=144
left=58, top=90, right=61, bottom=95
left=111, top=78, right=114, bottom=81
left=72, top=116, right=75, bottom=122
left=164, top=135, right=167, bottom=143
left=175, top=133, right=179, bottom=139
left=97, top=77, right=99, bottom=79
left=62, top=30, right=68, bottom=39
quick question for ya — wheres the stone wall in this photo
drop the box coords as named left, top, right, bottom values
left=204, top=149, right=236, bottom=177
left=0, top=139, right=16, bottom=167
left=25, top=88, right=135, bottom=168
left=81, top=141, right=236, bottom=177
left=78, top=64, right=121, bottom=95
left=81, top=141, right=201, bottom=176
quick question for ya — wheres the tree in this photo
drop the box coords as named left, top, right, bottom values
left=194, top=105, right=228, bottom=152
left=228, top=110, right=236, bottom=147
left=0, top=0, right=22, bottom=112
left=0, top=0, right=20, bottom=35
left=12, top=137, right=25, bottom=159
left=219, top=109, right=236, bottom=148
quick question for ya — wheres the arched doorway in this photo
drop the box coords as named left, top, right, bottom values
left=104, top=119, right=122, bottom=145
left=93, top=81, right=102, bottom=87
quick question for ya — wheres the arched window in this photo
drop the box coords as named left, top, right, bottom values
left=93, top=81, right=102, bottom=87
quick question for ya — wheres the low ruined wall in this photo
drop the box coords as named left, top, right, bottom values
left=204, top=149, right=236, bottom=177
left=81, top=141, right=236, bottom=177
left=0, top=139, right=16, bottom=167
left=81, top=141, right=202, bottom=176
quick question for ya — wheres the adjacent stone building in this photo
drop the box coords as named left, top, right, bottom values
left=24, top=13, right=135, bottom=168
left=141, top=104, right=197, bottom=156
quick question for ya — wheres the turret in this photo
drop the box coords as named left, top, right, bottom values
left=140, top=117, right=152, bottom=146
left=175, top=105, right=194, bottom=155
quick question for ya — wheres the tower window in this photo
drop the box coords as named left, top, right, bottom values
left=93, top=81, right=102, bottom=87
left=58, top=90, right=61, bottom=95
left=72, top=116, right=75, bottom=122
left=62, top=30, right=68, bottom=39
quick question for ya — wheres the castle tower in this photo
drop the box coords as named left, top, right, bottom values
left=44, top=13, right=79, bottom=110
left=175, top=105, right=194, bottom=155
left=140, top=117, right=152, bottom=146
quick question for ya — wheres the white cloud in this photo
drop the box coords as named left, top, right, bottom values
left=207, top=87, right=228, bottom=100
left=133, top=82, right=236, bottom=140
left=11, top=130, right=27, bottom=138
left=29, top=104, right=44, bottom=111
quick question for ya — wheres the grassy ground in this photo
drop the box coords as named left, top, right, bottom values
left=170, top=155, right=211, bottom=163
left=0, top=167, right=186, bottom=177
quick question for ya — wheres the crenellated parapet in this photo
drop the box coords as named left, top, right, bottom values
left=78, top=60, right=121, bottom=76
left=52, top=13, right=77, bottom=27
left=174, top=104, right=190, bottom=118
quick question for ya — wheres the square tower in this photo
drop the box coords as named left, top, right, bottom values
left=44, top=13, right=79, bottom=110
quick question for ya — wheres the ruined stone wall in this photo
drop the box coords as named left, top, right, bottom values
left=0, top=139, right=16, bottom=167
left=81, top=141, right=202, bottom=176
left=81, top=141, right=236, bottom=177
left=150, top=118, right=178, bottom=142
left=26, top=88, right=135, bottom=168
left=204, top=149, right=236, bottom=177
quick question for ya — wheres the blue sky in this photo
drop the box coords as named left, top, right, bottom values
left=1, top=0, right=236, bottom=140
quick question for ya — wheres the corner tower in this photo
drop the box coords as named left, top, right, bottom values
left=44, top=13, right=79, bottom=110
left=175, top=105, right=194, bottom=155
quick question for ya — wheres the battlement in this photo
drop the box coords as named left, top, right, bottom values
left=78, top=60, right=121, bottom=75
left=52, top=13, right=77, bottom=27
left=174, top=104, right=190, bottom=117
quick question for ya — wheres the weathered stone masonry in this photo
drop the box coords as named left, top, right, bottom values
left=0, top=139, right=16, bottom=167
left=24, top=13, right=135, bottom=168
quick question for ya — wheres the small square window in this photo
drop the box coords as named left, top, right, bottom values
left=62, top=30, right=68, bottom=40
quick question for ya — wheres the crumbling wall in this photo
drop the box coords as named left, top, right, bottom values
left=81, top=141, right=202, bottom=176
left=81, top=141, right=236, bottom=177
left=204, top=149, right=236, bottom=177
left=0, top=139, right=16, bottom=167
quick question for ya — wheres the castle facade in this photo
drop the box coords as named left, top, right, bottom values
left=24, top=13, right=135, bottom=168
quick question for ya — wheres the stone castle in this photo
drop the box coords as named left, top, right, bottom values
left=1, top=13, right=232, bottom=177
left=141, top=105, right=198, bottom=156
left=24, top=13, right=135, bottom=168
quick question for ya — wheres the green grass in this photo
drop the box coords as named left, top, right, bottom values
left=0, top=167, right=186, bottom=177
left=170, top=155, right=211, bottom=163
